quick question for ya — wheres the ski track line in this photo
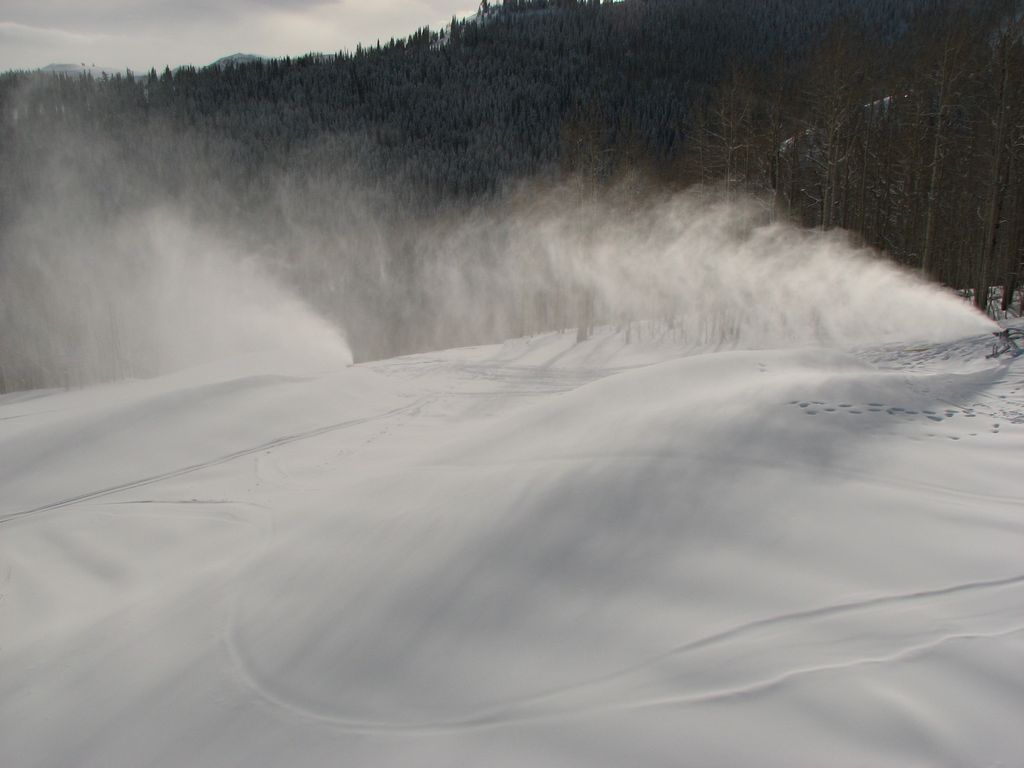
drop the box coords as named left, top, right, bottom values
left=2, top=363, right=606, bottom=527
left=0, top=398, right=429, bottom=527
left=441, top=572, right=1024, bottom=724
left=595, top=625, right=1024, bottom=717
left=225, top=573, right=1024, bottom=736
left=0, top=406, right=69, bottom=422
left=634, top=573, right=1024, bottom=664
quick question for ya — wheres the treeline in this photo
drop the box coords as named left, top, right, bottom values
left=678, top=1, right=1024, bottom=313
left=0, top=0, right=954, bottom=218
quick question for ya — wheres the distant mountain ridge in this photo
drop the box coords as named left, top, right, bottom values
left=39, top=62, right=123, bottom=77
left=37, top=53, right=266, bottom=78
left=208, top=53, right=265, bottom=69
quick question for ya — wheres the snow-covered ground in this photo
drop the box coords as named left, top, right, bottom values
left=2, top=323, right=1022, bottom=767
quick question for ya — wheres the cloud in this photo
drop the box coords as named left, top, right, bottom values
left=0, top=21, right=98, bottom=45
left=0, top=21, right=107, bottom=71
left=0, top=0, right=475, bottom=72
left=2, top=1, right=471, bottom=31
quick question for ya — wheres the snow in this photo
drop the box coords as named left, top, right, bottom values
left=2, top=324, right=1023, bottom=766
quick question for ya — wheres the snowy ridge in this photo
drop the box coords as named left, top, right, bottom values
left=39, top=62, right=124, bottom=78
left=210, top=53, right=264, bottom=69
left=1, top=326, right=1022, bottom=766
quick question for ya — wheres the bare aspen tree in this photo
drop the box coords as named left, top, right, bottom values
left=975, top=17, right=1019, bottom=312
left=918, top=11, right=974, bottom=279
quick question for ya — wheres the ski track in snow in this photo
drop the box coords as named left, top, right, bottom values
left=0, top=399, right=431, bottom=527
left=223, top=333, right=1024, bottom=733
left=2, top=327, right=1023, bottom=766
left=223, top=572, right=1024, bottom=733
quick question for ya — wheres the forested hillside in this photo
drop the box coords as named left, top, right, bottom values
left=0, top=0, right=1021, bottom=391
left=1, top=0, right=965, bottom=207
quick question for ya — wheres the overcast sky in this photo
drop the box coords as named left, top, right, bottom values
left=0, top=1, right=478, bottom=73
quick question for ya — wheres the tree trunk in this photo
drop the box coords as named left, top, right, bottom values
left=975, top=35, right=1012, bottom=313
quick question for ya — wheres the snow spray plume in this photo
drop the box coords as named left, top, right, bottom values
left=324, top=183, right=994, bottom=358
left=0, top=116, right=994, bottom=392
left=0, top=197, right=351, bottom=393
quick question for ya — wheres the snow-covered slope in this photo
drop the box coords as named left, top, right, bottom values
left=2, top=326, right=1022, bottom=767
